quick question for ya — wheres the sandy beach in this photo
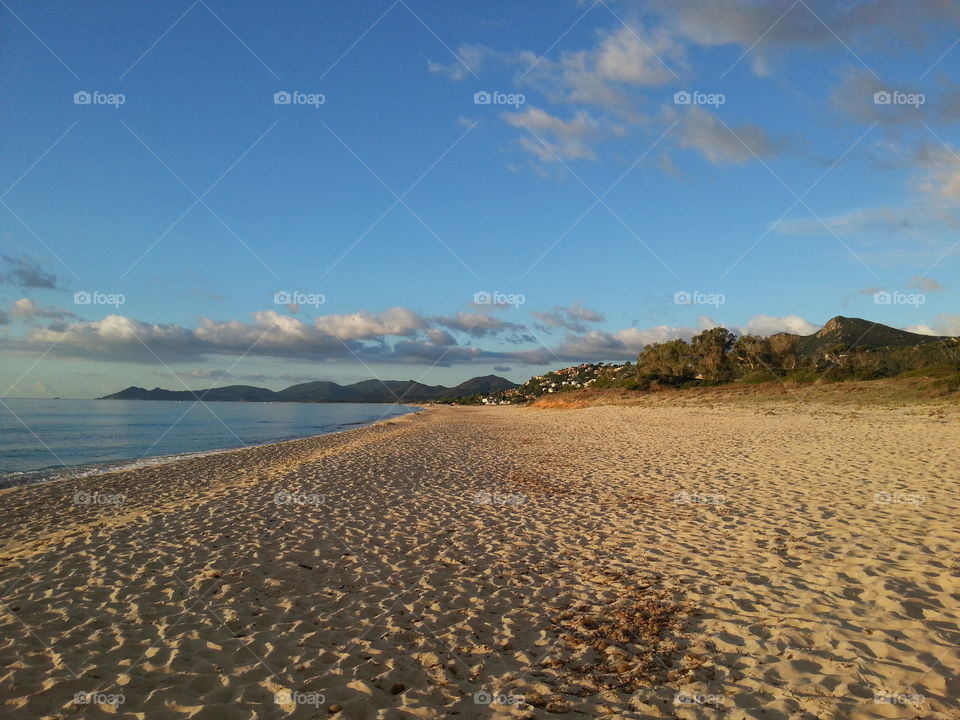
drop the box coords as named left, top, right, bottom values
left=1, top=402, right=957, bottom=719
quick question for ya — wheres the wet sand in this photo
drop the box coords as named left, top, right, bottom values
left=0, top=403, right=957, bottom=719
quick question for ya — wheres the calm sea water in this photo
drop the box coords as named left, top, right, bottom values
left=0, top=398, right=417, bottom=488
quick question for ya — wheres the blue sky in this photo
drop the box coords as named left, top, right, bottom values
left=1, top=0, right=959, bottom=398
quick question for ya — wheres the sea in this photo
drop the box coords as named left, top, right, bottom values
left=0, top=398, right=417, bottom=489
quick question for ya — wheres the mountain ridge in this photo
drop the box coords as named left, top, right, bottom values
left=99, top=375, right=517, bottom=403
left=783, top=315, right=951, bottom=356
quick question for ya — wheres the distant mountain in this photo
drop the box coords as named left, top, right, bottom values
left=787, top=316, right=950, bottom=356
left=99, top=375, right=517, bottom=404
left=445, top=374, right=519, bottom=397
left=99, top=385, right=278, bottom=402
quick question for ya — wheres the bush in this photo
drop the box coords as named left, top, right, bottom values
left=784, top=371, right=820, bottom=384
left=738, top=370, right=781, bottom=384
left=933, top=373, right=960, bottom=392
left=898, top=364, right=957, bottom=379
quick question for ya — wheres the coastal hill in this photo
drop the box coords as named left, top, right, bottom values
left=789, top=315, right=950, bottom=355
left=441, top=316, right=960, bottom=405
left=100, top=375, right=516, bottom=404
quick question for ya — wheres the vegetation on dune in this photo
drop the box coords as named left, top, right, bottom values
left=444, top=317, right=960, bottom=405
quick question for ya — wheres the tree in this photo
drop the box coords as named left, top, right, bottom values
left=732, top=334, right=774, bottom=373
left=637, top=339, right=696, bottom=378
left=691, top=327, right=736, bottom=380
left=767, top=333, right=801, bottom=371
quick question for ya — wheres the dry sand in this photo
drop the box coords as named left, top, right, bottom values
left=0, top=402, right=957, bottom=719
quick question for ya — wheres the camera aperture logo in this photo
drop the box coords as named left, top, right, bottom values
left=674, top=90, right=725, bottom=107
left=673, top=290, right=725, bottom=308
left=74, top=691, right=125, bottom=707
left=873, top=691, right=925, bottom=707
left=474, top=490, right=525, bottom=506
left=274, top=90, right=326, bottom=108
left=474, top=90, right=525, bottom=108
left=873, top=491, right=925, bottom=507
left=674, top=490, right=725, bottom=505
left=873, top=90, right=924, bottom=107
left=274, top=290, right=325, bottom=308
left=674, top=692, right=724, bottom=707
left=74, top=290, right=125, bottom=308
left=872, top=290, right=924, bottom=308
left=274, top=691, right=325, bottom=707
left=74, top=90, right=125, bottom=108
left=474, top=690, right=524, bottom=706
left=274, top=491, right=325, bottom=506
left=473, top=290, right=525, bottom=308
left=73, top=491, right=125, bottom=506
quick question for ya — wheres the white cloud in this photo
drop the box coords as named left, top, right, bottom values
left=431, top=23, right=684, bottom=109
left=595, top=25, right=679, bottom=85
left=16, top=306, right=522, bottom=364
left=532, top=302, right=606, bottom=332
left=674, top=106, right=782, bottom=165
left=425, top=328, right=456, bottom=346
left=426, top=44, right=490, bottom=80
left=830, top=69, right=931, bottom=126
left=741, top=314, right=820, bottom=336
left=428, top=21, right=682, bottom=164
left=29, top=314, right=196, bottom=355
left=1, top=255, right=59, bottom=289
left=504, top=106, right=621, bottom=162
left=773, top=203, right=960, bottom=244
left=434, top=312, right=522, bottom=337
left=528, top=317, right=719, bottom=362
left=10, top=298, right=81, bottom=322
left=914, top=314, right=960, bottom=336
left=565, top=302, right=605, bottom=323
left=531, top=23, right=683, bottom=108
left=2, top=305, right=842, bottom=370
left=313, top=307, right=427, bottom=340
left=773, top=144, right=960, bottom=248
left=914, top=145, right=960, bottom=203
left=651, top=0, right=960, bottom=75
left=907, top=276, right=943, bottom=292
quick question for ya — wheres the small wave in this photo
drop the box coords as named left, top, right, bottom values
left=0, top=448, right=222, bottom=490
left=0, top=407, right=418, bottom=491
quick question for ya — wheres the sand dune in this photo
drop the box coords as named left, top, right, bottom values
left=0, top=403, right=957, bottom=719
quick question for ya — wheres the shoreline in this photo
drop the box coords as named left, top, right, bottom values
left=1, top=403, right=956, bottom=718
left=0, top=404, right=426, bottom=494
